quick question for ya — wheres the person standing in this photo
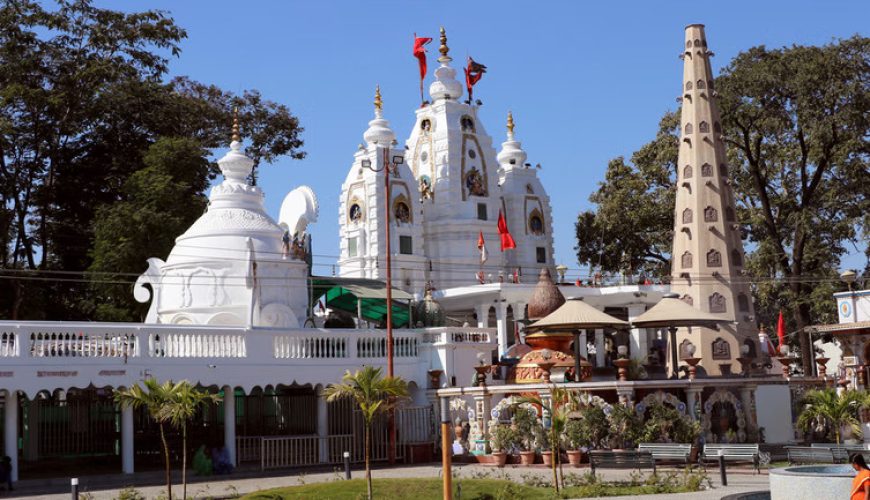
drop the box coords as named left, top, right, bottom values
left=851, top=453, right=870, bottom=500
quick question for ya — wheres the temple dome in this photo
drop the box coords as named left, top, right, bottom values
left=527, top=268, right=565, bottom=320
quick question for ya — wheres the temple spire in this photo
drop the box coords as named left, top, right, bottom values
left=438, top=27, right=451, bottom=63
left=374, top=85, right=383, bottom=117
left=231, top=106, right=241, bottom=143
left=506, top=111, right=515, bottom=140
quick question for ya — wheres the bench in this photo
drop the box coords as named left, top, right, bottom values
left=785, top=446, right=835, bottom=465
left=810, top=443, right=868, bottom=463
left=637, top=443, right=694, bottom=466
left=701, top=444, right=761, bottom=474
left=589, top=450, right=656, bottom=474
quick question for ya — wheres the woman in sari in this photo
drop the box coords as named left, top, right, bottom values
left=851, top=453, right=870, bottom=500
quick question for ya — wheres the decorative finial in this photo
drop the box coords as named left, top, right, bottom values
left=374, top=85, right=383, bottom=112
left=438, top=27, right=451, bottom=62
left=231, top=106, right=240, bottom=143
left=507, top=111, right=515, bottom=138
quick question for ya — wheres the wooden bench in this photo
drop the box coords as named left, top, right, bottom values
left=810, top=443, right=868, bottom=463
left=701, top=444, right=761, bottom=474
left=589, top=450, right=656, bottom=474
left=786, top=446, right=835, bottom=465
left=637, top=443, right=694, bottom=466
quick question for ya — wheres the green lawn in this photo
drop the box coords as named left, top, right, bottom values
left=242, top=477, right=702, bottom=499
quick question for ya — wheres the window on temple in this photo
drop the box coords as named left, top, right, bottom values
left=529, top=211, right=544, bottom=235
left=420, top=119, right=431, bottom=132
left=731, top=249, right=743, bottom=267
left=699, top=121, right=709, bottom=133
left=477, top=203, right=487, bottom=221
left=468, top=149, right=476, bottom=159
left=686, top=81, right=693, bottom=90
left=711, top=337, right=730, bottom=359
left=704, top=206, right=718, bottom=222
left=399, top=236, right=413, bottom=255
left=461, top=115, right=475, bottom=132
left=707, top=249, right=722, bottom=267
left=686, top=41, right=692, bottom=49
left=738, top=293, right=749, bottom=312
left=683, top=165, right=693, bottom=179
left=681, top=251, right=693, bottom=268
left=697, top=79, right=706, bottom=89
left=348, top=236, right=358, bottom=257
left=349, top=202, right=363, bottom=223
left=394, top=201, right=411, bottom=224
left=682, top=208, right=693, bottom=224
left=701, top=163, right=713, bottom=177
left=693, top=39, right=701, bottom=47
left=684, top=123, right=693, bottom=135
left=536, top=247, right=546, bottom=263
left=709, top=293, right=727, bottom=313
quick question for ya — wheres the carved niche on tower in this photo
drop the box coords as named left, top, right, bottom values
left=683, top=165, right=693, bottom=179
left=682, top=208, right=693, bottom=224
left=701, top=163, right=713, bottom=177
left=680, top=339, right=696, bottom=360
left=706, top=249, right=722, bottom=267
left=681, top=251, right=693, bottom=268
left=711, top=337, right=731, bottom=360
left=709, top=293, right=727, bottom=313
left=704, top=206, right=718, bottom=222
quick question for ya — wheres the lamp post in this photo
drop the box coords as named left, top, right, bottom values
left=555, top=264, right=568, bottom=284
left=614, top=344, right=631, bottom=382
left=360, top=138, right=404, bottom=464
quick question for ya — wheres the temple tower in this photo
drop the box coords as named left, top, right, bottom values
left=404, top=28, right=505, bottom=288
left=670, top=25, right=757, bottom=375
left=497, top=112, right=556, bottom=280
left=338, top=87, right=427, bottom=293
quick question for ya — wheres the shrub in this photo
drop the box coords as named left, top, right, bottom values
left=606, top=404, right=641, bottom=449
left=488, top=423, right=517, bottom=453
left=639, top=402, right=701, bottom=444
left=512, top=405, right=540, bottom=451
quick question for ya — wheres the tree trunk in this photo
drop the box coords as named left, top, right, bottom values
left=789, top=289, right=814, bottom=375
left=160, top=423, right=172, bottom=499
left=182, top=423, right=188, bottom=500
left=365, top=424, right=373, bottom=500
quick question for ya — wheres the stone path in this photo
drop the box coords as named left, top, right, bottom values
left=3, top=463, right=770, bottom=499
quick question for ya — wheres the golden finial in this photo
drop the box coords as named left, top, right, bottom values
left=438, top=26, right=450, bottom=61
left=507, top=111, right=515, bottom=136
left=374, top=85, right=383, bottom=112
left=231, top=106, right=240, bottom=142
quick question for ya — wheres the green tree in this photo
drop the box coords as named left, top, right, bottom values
left=796, top=388, right=863, bottom=444
left=515, top=387, right=571, bottom=493
left=114, top=379, right=182, bottom=499
left=161, top=382, right=220, bottom=500
left=87, top=138, right=209, bottom=321
left=575, top=37, right=870, bottom=373
left=324, top=367, right=409, bottom=500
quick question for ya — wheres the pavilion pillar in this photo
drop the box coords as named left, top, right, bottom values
left=513, top=302, right=527, bottom=345
left=685, top=387, right=703, bottom=422
left=616, top=388, right=634, bottom=407
left=495, top=302, right=509, bottom=357
left=4, top=390, right=18, bottom=482
left=472, top=392, right=492, bottom=454
left=23, top=397, right=38, bottom=462
left=316, top=386, right=329, bottom=463
left=223, top=386, right=236, bottom=466
left=739, top=385, right=757, bottom=434
left=121, top=402, right=134, bottom=474
left=627, top=304, right=648, bottom=361
left=594, top=329, right=605, bottom=368
left=475, top=304, right=488, bottom=329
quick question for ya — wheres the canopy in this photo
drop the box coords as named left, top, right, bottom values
left=630, top=297, right=726, bottom=329
left=310, top=276, right=414, bottom=327
left=527, top=298, right=629, bottom=332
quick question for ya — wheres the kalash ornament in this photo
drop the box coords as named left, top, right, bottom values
left=509, top=268, right=592, bottom=383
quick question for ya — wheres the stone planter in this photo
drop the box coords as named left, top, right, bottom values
left=566, top=449, right=584, bottom=466
left=541, top=450, right=553, bottom=466
left=491, top=451, right=508, bottom=467
left=519, top=450, right=536, bottom=465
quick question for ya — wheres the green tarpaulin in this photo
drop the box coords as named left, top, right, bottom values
left=310, top=276, right=414, bottom=327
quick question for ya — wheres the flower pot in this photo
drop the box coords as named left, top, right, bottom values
left=519, top=450, right=536, bottom=465
left=566, top=449, right=584, bottom=467
left=541, top=450, right=553, bottom=466
left=491, top=451, right=508, bottom=467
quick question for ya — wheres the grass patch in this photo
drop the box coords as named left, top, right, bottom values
left=242, top=474, right=707, bottom=500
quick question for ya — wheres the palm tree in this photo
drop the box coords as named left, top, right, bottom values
left=324, top=366, right=409, bottom=500
left=797, top=388, right=863, bottom=444
left=115, top=379, right=181, bottom=499
left=515, top=387, right=572, bottom=494
left=161, top=382, right=220, bottom=500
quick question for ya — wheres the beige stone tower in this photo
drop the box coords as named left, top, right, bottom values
left=670, top=25, right=757, bottom=376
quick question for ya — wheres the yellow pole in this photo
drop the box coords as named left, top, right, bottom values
left=440, top=397, right=453, bottom=500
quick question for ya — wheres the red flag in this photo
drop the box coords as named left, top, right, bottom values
left=413, top=35, right=432, bottom=80
left=776, top=310, right=786, bottom=354
left=497, top=210, right=516, bottom=251
left=464, top=57, right=487, bottom=99
left=477, top=231, right=488, bottom=264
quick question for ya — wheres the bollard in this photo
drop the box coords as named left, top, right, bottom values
left=71, top=477, right=79, bottom=500
left=343, top=451, right=351, bottom=480
left=718, top=450, right=727, bottom=486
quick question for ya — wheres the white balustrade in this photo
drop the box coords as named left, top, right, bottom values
left=26, top=331, right=137, bottom=358
left=0, top=332, right=17, bottom=357
left=148, top=332, right=246, bottom=358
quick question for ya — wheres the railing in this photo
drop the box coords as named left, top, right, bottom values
left=0, top=322, right=495, bottom=363
left=236, top=435, right=262, bottom=466
left=397, top=405, right=434, bottom=444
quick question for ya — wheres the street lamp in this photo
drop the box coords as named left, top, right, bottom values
left=555, top=264, right=568, bottom=284
left=841, top=269, right=858, bottom=292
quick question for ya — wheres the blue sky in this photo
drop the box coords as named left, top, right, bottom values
left=106, top=0, right=868, bottom=279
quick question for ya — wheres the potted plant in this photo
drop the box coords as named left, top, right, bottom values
left=605, top=403, right=641, bottom=450
left=488, top=423, right=515, bottom=467
left=639, top=402, right=702, bottom=459
left=513, top=405, right=539, bottom=465
left=563, top=418, right=585, bottom=466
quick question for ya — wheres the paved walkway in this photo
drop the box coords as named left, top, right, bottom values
left=3, top=463, right=770, bottom=499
